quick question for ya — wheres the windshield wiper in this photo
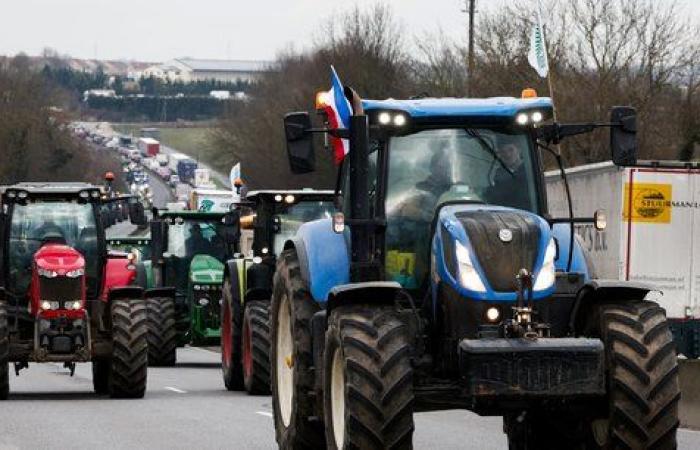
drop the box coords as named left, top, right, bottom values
left=465, top=129, right=514, bottom=177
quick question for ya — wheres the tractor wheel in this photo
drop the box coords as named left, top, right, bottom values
left=324, top=305, right=414, bottom=450
left=221, top=276, right=244, bottom=391
left=0, top=301, right=9, bottom=400
left=146, top=297, right=178, bottom=366
left=271, top=249, right=325, bottom=449
left=242, top=300, right=271, bottom=395
left=587, top=300, right=680, bottom=449
left=92, top=359, right=110, bottom=395
left=109, top=298, right=148, bottom=399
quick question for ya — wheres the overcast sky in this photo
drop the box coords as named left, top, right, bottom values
left=1, top=0, right=698, bottom=62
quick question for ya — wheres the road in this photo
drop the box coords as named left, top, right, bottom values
left=159, top=143, right=230, bottom=188
left=1, top=347, right=699, bottom=449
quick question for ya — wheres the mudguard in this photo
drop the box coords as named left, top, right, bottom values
left=246, top=262, right=272, bottom=302
left=224, top=259, right=246, bottom=306
left=107, top=286, right=144, bottom=302
left=327, top=281, right=403, bottom=311
left=551, top=223, right=593, bottom=278
left=284, top=218, right=349, bottom=302
left=145, top=287, right=176, bottom=299
left=570, top=279, right=655, bottom=333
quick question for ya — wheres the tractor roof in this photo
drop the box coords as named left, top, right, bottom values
left=2, top=182, right=101, bottom=200
left=159, top=210, right=227, bottom=219
left=246, top=190, right=335, bottom=200
left=361, top=97, right=553, bottom=120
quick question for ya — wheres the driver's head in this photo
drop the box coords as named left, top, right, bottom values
left=190, top=225, right=204, bottom=239
left=428, top=145, right=451, bottom=182
left=496, top=141, right=522, bottom=170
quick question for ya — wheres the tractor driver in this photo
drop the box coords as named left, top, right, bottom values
left=186, top=224, right=212, bottom=257
left=487, top=139, right=529, bottom=208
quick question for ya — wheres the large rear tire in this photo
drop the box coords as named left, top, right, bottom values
left=146, top=297, right=178, bottom=366
left=242, top=300, right=271, bottom=395
left=271, top=249, right=325, bottom=449
left=109, top=299, right=148, bottom=399
left=0, top=301, right=9, bottom=400
left=588, top=300, right=680, bottom=449
left=324, top=305, right=414, bottom=450
left=221, top=276, right=244, bottom=391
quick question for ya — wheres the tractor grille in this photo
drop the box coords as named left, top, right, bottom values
left=456, top=210, right=540, bottom=292
left=39, top=276, right=82, bottom=302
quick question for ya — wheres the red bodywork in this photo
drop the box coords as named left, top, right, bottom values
left=100, top=251, right=138, bottom=301
left=30, top=244, right=86, bottom=319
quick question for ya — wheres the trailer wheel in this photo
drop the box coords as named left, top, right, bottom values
left=146, top=297, right=178, bottom=366
left=242, top=300, right=271, bottom=395
left=109, top=298, right=148, bottom=399
left=221, top=276, right=244, bottom=391
left=324, top=305, right=414, bottom=450
left=588, top=300, right=680, bottom=449
left=0, top=301, right=9, bottom=400
left=92, top=359, right=110, bottom=395
left=271, top=249, right=325, bottom=449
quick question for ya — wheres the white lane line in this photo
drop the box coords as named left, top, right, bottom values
left=680, top=428, right=700, bottom=434
left=164, top=386, right=187, bottom=394
left=256, top=411, right=273, bottom=418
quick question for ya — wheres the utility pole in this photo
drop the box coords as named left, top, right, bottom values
left=464, top=0, right=476, bottom=97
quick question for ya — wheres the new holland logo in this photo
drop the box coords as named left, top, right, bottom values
left=499, top=229, right=513, bottom=243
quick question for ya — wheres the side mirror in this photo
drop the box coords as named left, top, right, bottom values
left=284, top=112, right=316, bottom=174
left=610, top=106, right=637, bottom=166
left=128, top=200, right=147, bottom=226
left=150, top=220, right=167, bottom=263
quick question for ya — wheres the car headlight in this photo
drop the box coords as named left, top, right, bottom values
left=65, top=269, right=84, bottom=278
left=455, top=241, right=487, bottom=292
left=38, top=268, right=58, bottom=278
left=533, top=238, right=557, bottom=291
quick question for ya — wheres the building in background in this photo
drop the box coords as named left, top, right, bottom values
left=141, top=58, right=272, bottom=83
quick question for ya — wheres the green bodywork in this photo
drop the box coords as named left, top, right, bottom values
left=188, top=254, right=224, bottom=343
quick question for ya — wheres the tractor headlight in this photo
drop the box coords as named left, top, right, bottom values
left=533, top=238, right=557, bottom=291
left=455, top=241, right=487, bottom=292
left=65, top=300, right=82, bottom=310
left=38, top=268, right=59, bottom=278
left=41, top=300, right=60, bottom=310
left=65, top=269, right=84, bottom=278
left=198, top=297, right=210, bottom=306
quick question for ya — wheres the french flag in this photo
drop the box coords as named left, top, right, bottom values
left=323, top=66, right=353, bottom=164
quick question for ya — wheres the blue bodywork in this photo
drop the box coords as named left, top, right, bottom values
left=288, top=96, right=588, bottom=304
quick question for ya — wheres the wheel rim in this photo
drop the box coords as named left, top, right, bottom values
left=276, top=293, right=293, bottom=427
left=591, top=419, right=609, bottom=446
left=330, top=345, right=346, bottom=449
left=243, top=314, right=253, bottom=380
left=221, top=292, right=232, bottom=368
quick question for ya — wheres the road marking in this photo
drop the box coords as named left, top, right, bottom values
left=164, top=386, right=187, bottom=394
left=256, top=411, right=273, bottom=418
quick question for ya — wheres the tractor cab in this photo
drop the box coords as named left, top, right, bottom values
left=107, top=237, right=152, bottom=263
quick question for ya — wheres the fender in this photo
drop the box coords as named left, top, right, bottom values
left=327, top=281, right=403, bottom=313
left=284, top=218, right=349, bottom=302
left=551, top=223, right=592, bottom=279
left=144, top=287, right=176, bottom=299
left=570, top=279, right=655, bottom=333
left=224, top=259, right=246, bottom=307
left=245, top=262, right=272, bottom=302
left=107, top=286, right=144, bottom=302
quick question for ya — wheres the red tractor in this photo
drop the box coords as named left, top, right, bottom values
left=0, top=183, right=149, bottom=399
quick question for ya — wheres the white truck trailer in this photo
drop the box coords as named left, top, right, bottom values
left=546, top=160, right=700, bottom=357
left=189, top=188, right=235, bottom=213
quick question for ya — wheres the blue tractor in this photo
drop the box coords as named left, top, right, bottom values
left=269, top=91, right=680, bottom=449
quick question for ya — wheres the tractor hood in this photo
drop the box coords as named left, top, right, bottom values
left=189, top=254, right=224, bottom=284
left=435, top=204, right=555, bottom=301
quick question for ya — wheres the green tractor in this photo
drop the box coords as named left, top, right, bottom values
left=220, top=190, right=334, bottom=394
left=136, top=210, right=239, bottom=366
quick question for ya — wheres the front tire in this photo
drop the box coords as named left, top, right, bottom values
left=0, top=301, right=9, bottom=400
left=221, top=276, right=244, bottom=391
left=145, top=297, right=178, bottom=366
left=242, top=300, right=271, bottom=395
left=324, top=305, right=414, bottom=450
left=271, top=249, right=325, bottom=449
left=589, top=300, right=680, bottom=449
left=109, top=299, right=148, bottom=399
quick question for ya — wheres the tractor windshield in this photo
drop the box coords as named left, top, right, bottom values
left=384, top=128, right=538, bottom=289
left=166, top=219, right=227, bottom=262
left=7, top=201, right=98, bottom=297
left=272, top=200, right=334, bottom=256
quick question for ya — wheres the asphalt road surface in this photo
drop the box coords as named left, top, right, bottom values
left=2, top=347, right=699, bottom=449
